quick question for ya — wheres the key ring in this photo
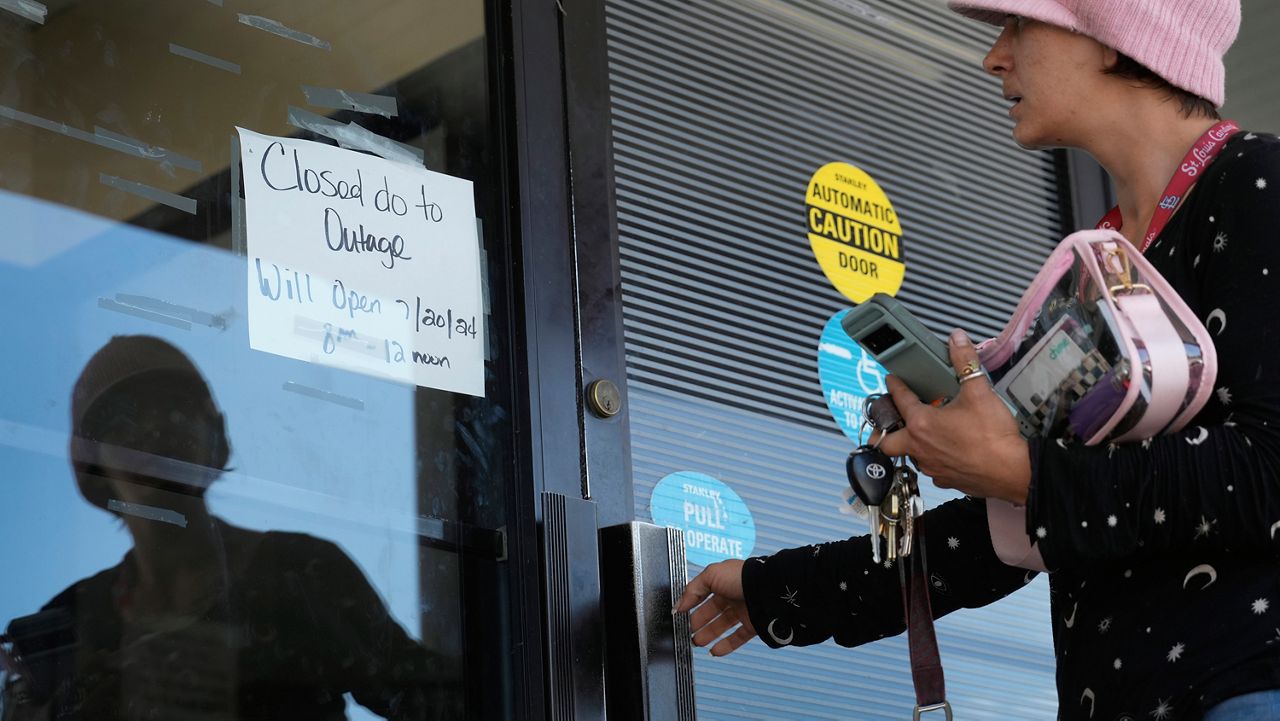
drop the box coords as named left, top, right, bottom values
left=860, top=407, right=892, bottom=451
left=864, top=394, right=906, bottom=435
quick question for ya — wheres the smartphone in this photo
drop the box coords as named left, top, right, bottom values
left=843, top=293, right=1036, bottom=437
left=842, top=293, right=959, bottom=405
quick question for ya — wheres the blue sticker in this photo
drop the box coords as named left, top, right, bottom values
left=650, top=471, right=755, bottom=567
left=817, top=309, right=889, bottom=444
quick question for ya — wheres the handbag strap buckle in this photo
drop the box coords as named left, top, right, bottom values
left=914, top=701, right=954, bottom=720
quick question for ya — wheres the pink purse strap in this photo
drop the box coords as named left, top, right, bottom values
left=1110, top=291, right=1190, bottom=442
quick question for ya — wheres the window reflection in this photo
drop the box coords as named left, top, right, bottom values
left=2, top=337, right=458, bottom=720
left=0, top=0, right=512, bottom=716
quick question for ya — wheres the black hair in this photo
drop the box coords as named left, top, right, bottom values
left=1106, top=53, right=1221, bottom=120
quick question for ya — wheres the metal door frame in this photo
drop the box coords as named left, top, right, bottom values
left=501, top=0, right=637, bottom=716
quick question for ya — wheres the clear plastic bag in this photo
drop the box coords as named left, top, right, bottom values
left=978, top=229, right=1216, bottom=446
left=982, top=229, right=1218, bottom=570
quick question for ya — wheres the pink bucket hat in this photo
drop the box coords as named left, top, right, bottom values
left=947, top=0, right=1241, bottom=107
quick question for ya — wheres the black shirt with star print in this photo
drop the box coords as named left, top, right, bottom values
left=741, top=132, right=1280, bottom=721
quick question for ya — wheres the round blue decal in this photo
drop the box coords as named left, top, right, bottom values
left=818, top=309, right=889, bottom=444
left=650, top=471, right=755, bottom=568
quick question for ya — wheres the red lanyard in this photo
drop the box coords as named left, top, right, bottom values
left=1096, top=120, right=1241, bottom=254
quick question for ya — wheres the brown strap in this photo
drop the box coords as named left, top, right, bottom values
left=899, top=514, right=947, bottom=708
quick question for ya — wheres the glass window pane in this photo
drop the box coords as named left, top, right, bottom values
left=0, top=2, right=516, bottom=719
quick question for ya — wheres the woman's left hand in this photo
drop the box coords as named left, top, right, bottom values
left=877, top=329, right=1032, bottom=505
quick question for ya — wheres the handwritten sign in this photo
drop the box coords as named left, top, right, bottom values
left=237, top=128, right=484, bottom=396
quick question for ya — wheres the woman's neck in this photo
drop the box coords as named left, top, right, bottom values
left=123, top=497, right=220, bottom=586
left=1085, top=109, right=1218, bottom=243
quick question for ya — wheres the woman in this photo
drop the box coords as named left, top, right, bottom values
left=676, top=1, right=1280, bottom=719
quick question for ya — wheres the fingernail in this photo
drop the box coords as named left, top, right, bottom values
left=950, top=329, right=971, bottom=347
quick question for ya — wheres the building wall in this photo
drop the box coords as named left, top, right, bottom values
left=605, top=0, right=1063, bottom=717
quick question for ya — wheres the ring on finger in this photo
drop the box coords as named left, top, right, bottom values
left=957, top=368, right=986, bottom=384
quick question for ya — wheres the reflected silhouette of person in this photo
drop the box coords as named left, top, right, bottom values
left=1, top=336, right=453, bottom=721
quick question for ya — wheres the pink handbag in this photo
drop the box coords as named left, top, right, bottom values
left=977, top=228, right=1218, bottom=571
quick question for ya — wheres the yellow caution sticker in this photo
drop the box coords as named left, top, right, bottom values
left=806, top=162, right=905, bottom=303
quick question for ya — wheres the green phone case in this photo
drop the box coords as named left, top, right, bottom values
left=841, top=293, right=959, bottom=405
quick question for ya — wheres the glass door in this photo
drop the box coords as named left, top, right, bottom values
left=0, top=1, right=534, bottom=719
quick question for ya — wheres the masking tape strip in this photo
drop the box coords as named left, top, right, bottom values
left=292, top=316, right=383, bottom=359
left=72, top=438, right=217, bottom=492
left=476, top=219, right=490, bottom=317
left=0, top=0, right=45, bottom=24
left=476, top=218, right=493, bottom=362
left=93, top=127, right=203, bottom=173
left=230, top=133, right=246, bottom=256
left=107, top=499, right=189, bottom=528
left=98, top=298, right=193, bottom=330
left=301, top=85, right=398, bottom=118
left=99, top=173, right=198, bottom=215
left=238, top=14, right=331, bottom=50
left=286, top=105, right=423, bottom=166
left=9, top=423, right=504, bottom=558
left=0, top=104, right=101, bottom=145
left=0, top=105, right=206, bottom=171
left=281, top=381, right=365, bottom=411
left=114, top=294, right=227, bottom=329
left=169, top=43, right=242, bottom=75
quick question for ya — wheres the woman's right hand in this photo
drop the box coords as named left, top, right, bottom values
left=673, top=559, right=757, bottom=656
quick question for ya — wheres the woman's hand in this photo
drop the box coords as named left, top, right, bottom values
left=673, top=559, right=757, bottom=656
left=878, top=329, right=1032, bottom=505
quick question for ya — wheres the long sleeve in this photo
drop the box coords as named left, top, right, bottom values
left=741, top=496, right=1035, bottom=649
left=297, top=539, right=458, bottom=721
left=1026, top=137, right=1280, bottom=571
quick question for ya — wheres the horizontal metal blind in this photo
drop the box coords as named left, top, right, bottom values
left=1224, top=0, right=1280, bottom=131
left=607, top=0, right=1062, bottom=718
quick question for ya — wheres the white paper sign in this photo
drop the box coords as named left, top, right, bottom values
left=237, top=128, right=484, bottom=396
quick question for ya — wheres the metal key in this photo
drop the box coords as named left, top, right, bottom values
left=896, top=464, right=923, bottom=558
left=871, top=513, right=883, bottom=563
left=847, top=446, right=895, bottom=563
left=898, top=486, right=915, bottom=558
left=881, top=487, right=902, bottom=564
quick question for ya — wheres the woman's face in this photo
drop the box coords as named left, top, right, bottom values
left=983, top=16, right=1112, bottom=149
